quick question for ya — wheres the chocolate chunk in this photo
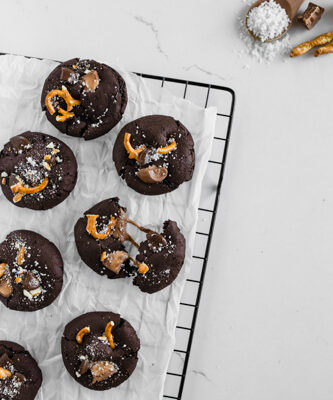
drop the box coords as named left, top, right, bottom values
left=137, top=165, right=168, bottom=183
left=0, top=353, right=11, bottom=367
left=10, top=135, right=31, bottom=154
left=102, top=251, right=129, bottom=275
left=298, top=2, right=325, bottom=30
left=79, top=359, right=90, bottom=375
left=0, top=276, right=13, bottom=298
left=90, top=361, right=117, bottom=384
left=22, top=271, right=40, bottom=291
left=14, top=372, right=26, bottom=382
left=147, top=233, right=167, bottom=249
left=112, top=209, right=128, bottom=242
left=60, top=67, right=74, bottom=82
left=138, top=148, right=149, bottom=167
left=81, top=70, right=100, bottom=92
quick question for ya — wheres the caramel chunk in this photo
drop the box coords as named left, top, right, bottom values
left=81, top=70, right=100, bottom=92
left=147, top=232, right=167, bottom=248
left=137, top=165, right=168, bottom=184
left=90, top=361, right=117, bottom=384
left=138, top=148, right=149, bottom=167
left=22, top=272, right=40, bottom=291
left=101, top=251, right=129, bottom=275
left=299, top=2, right=325, bottom=30
left=10, top=135, right=31, bottom=154
left=0, top=367, right=12, bottom=379
left=60, top=67, right=74, bottom=82
left=0, top=277, right=13, bottom=298
left=79, top=359, right=90, bottom=375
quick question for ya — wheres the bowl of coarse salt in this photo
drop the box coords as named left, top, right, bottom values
left=246, top=0, right=304, bottom=42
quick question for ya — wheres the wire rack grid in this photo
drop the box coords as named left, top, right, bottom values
left=136, top=73, right=235, bottom=399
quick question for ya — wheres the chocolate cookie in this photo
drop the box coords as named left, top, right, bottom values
left=0, top=230, right=63, bottom=312
left=0, top=340, right=42, bottom=400
left=0, top=132, right=77, bottom=210
left=61, top=311, right=140, bottom=391
left=113, top=115, right=195, bottom=195
left=74, top=198, right=186, bottom=293
left=41, top=58, right=127, bottom=140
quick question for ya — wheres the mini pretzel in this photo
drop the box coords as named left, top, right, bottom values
left=105, top=321, right=116, bottom=349
left=0, top=263, right=7, bottom=278
left=76, top=326, right=90, bottom=344
left=11, top=177, right=49, bottom=204
left=124, top=133, right=145, bottom=161
left=86, top=215, right=116, bottom=240
left=157, top=141, right=177, bottom=154
left=290, top=32, right=333, bottom=57
left=315, top=42, right=333, bottom=56
left=0, top=367, right=12, bottom=379
left=45, top=85, right=81, bottom=122
left=17, top=246, right=25, bottom=265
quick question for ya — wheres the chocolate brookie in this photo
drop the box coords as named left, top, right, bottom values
left=61, top=311, right=140, bottom=391
left=0, top=132, right=77, bottom=210
left=0, top=340, right=42, bottom=400
left=74, top=197, right=186, bottom=293
left=41, top=58, right=127, bottom=140
left=0, top=230, right=63, bottom=312
left=113, top=115, right=195, bottom=195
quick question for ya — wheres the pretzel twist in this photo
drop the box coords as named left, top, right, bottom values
left=290, top=32, right=333, bottom=57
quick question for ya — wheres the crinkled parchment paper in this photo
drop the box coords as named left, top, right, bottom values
left=0, top=54, right=216, bottom=400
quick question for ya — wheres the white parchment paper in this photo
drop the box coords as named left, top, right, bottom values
left=0, top=54, right=216, bottom=400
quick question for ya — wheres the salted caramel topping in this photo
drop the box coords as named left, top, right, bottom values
left=86, top=214, right=116, bottom=240
left=0, top=367, right=12, bottom=379
left=105, top=321, right=116, bottom=349
left=76, top=326, right=90, bottom=344
left=100, top=251, right=129, bottom=275
left=0, top=264, right=7, bottom=278
left=45, top=85, right=81, bottom=122
left=82, top=70, right=100, bottom=92
left=124, top=133, right=146, bottom=161
left=156, top=140, right=177, bottom=154
left=16, top=246, right=25, bottom=265
left=137, top=165, right=168, bottom=184
left=90, top=361, right=117, bottom=384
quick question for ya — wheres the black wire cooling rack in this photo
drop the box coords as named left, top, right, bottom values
left=135, top=73, right=235, bottom=399
left=0, top=52, right=235, bottom=398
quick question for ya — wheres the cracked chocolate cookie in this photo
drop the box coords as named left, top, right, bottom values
left=0, top=340, right=42, bottom=400
left=61, top=311, right=140, bottom=391
left=41, top=58, right=127, bottom=140
left=113, top=115, right=195, bottom=195
left=0, top=230, right=63, bottom=312
left=0, top=131, right=77, bottom=210
left=74, top=198, right=186, bottom=293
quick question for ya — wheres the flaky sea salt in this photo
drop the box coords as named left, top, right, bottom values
left=238, top=1, right=291, bottom=64
left=247, top=0, right=290, bottom=42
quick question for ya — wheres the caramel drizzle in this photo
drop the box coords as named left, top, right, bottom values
left=123, top=132, right=176, bottom=161
left=45, top=85, right=80, bottom=122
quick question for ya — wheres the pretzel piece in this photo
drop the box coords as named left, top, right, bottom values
left=17, top=246, right=25, bottom=265
left=124, top=133, right=145, bottom=161
left=105, top=321, right=116, bottom=349
left=315, top=42, right=333, bottom=56
left=290, top=32, right=333, bottom=57
left=86, top=215, right=116, bottom=240
left=157, top=141, right=177, bottom=154
left=45, top=85, right=80, bottom=122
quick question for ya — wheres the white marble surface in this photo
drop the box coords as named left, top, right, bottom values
left=1, top=1, right=333, bottom=399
